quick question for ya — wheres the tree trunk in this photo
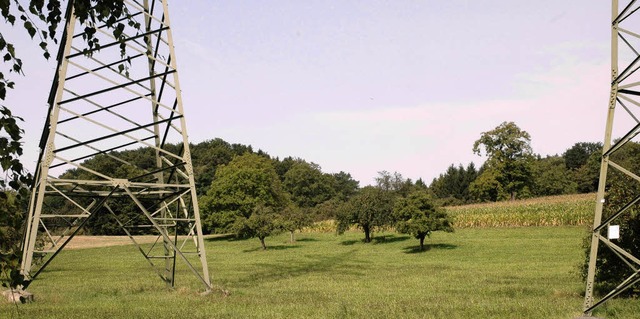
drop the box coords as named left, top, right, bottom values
left=510, top=191, right=516, bottom=201
left=259, top=236, right=267, bottom=250
left=419, top=236, right=425, bottom=251
left=364, top=225, right=371, bottom=243
left=290, top=230, right=295, bottom=243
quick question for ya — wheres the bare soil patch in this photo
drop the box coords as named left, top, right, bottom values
left=64, top=236, right=163, bottom=249
left=64, top=234, right=225, bottom=249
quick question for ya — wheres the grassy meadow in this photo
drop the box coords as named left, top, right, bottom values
left=2, top=194, right=639, bottom=318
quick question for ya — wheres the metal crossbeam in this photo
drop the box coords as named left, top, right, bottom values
left=20, top=0, right=212, bottom=292
left=583, top=0, right=640, bottom=314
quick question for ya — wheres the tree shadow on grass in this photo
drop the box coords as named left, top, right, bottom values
left=372, top=234, right=411, bottom=244
left=204, top=234, right=236, bottom=242
left=295, top=237, right=319, bottom=242
left=242, top=244, right=301, bottom=253
left=234, top=249, right=365, bottom=287
left=341, top=234, right=410, bottom=246
left=403, top=243, right=458, bottom=254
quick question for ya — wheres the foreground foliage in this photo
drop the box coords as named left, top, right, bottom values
left=3, top=227, right=635, bottom=319
left=0, top=192, right=23, bottom=289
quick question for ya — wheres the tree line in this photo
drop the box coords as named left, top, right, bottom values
left=48, top=122, right=603, bottom=222
left=200, top=151, right=451, bottom=250
left=430, top=122, right=601, bottom=205
left=38, top=121, right=609, bottom=251
left=5, top=121, right=607, bottom=250
left=52, top=138, right=451, bottom=250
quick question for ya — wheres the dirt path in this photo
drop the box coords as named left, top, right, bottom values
left=63, top=234, right=223, bottom=249
left=64, top=235, right=164, bottom=249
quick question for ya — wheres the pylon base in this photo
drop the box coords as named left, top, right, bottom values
left=2, top=289, right=34, bottom=304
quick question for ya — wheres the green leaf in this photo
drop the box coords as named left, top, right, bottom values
left=113, top=23, right=125, bottom=39
left=6, top=43, right=14, bottom=57
left=24, top=21, right=36, bottom=38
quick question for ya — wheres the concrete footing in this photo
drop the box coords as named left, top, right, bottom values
left=2, top=289, right=34, bottom=304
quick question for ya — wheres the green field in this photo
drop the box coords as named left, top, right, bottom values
left=3, top=226, right=639, bottom=318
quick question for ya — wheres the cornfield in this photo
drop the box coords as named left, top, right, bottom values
left=446, top=193, right=596, bottom=228
left=301, top=220, right=339, bottom=233
left=300, top=220, right=394, bottom=233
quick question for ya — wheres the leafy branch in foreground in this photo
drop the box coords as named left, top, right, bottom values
left=0, top=192, right=25, bottom=289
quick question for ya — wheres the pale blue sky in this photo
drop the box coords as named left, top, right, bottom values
left=7, top=1, right=615, bottom=185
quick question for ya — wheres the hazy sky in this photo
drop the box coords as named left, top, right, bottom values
left=6, top=1, right=615, bottom=185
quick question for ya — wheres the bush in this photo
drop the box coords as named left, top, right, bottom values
left=0, top=192, right=25, bottom=289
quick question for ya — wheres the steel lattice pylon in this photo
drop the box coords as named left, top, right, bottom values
left=20, top=0, right=211, bottom=291
left=583, top=0, right=640, bottom=314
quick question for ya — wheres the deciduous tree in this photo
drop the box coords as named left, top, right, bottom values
left=469, top=166, right=505, bottom=202
left=283, top=160, right=334, bottom=208
left=200, top=153, right=289, bottom=234
left=280, top=204, right=311, bottom=243
left=572, top=152, right=600, bottom=194
left=330, top=171, right=359, bottom=201
left=336, top=186, right=394, bottom=243
left=232, top=204, right=283, bottom=250
left=393, top=191, right=453, bottom=251
left=375, top=171, right=413, bottom=197
left=473, top=121, right=533, bottom=201
left=530, top=155, right=576, bottom=196
left=191, top=138, right=253, bottom=195
left=563, top=142, right=602, bottom=170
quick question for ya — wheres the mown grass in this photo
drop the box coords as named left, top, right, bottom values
left=447, top=193, right=595, bottom=228
left=3, top=226, right=637, bottom=318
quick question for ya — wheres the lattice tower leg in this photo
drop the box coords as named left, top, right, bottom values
left=583, top=0, right=640, bottom=314
left=20, top=0, right=211, bottom=292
